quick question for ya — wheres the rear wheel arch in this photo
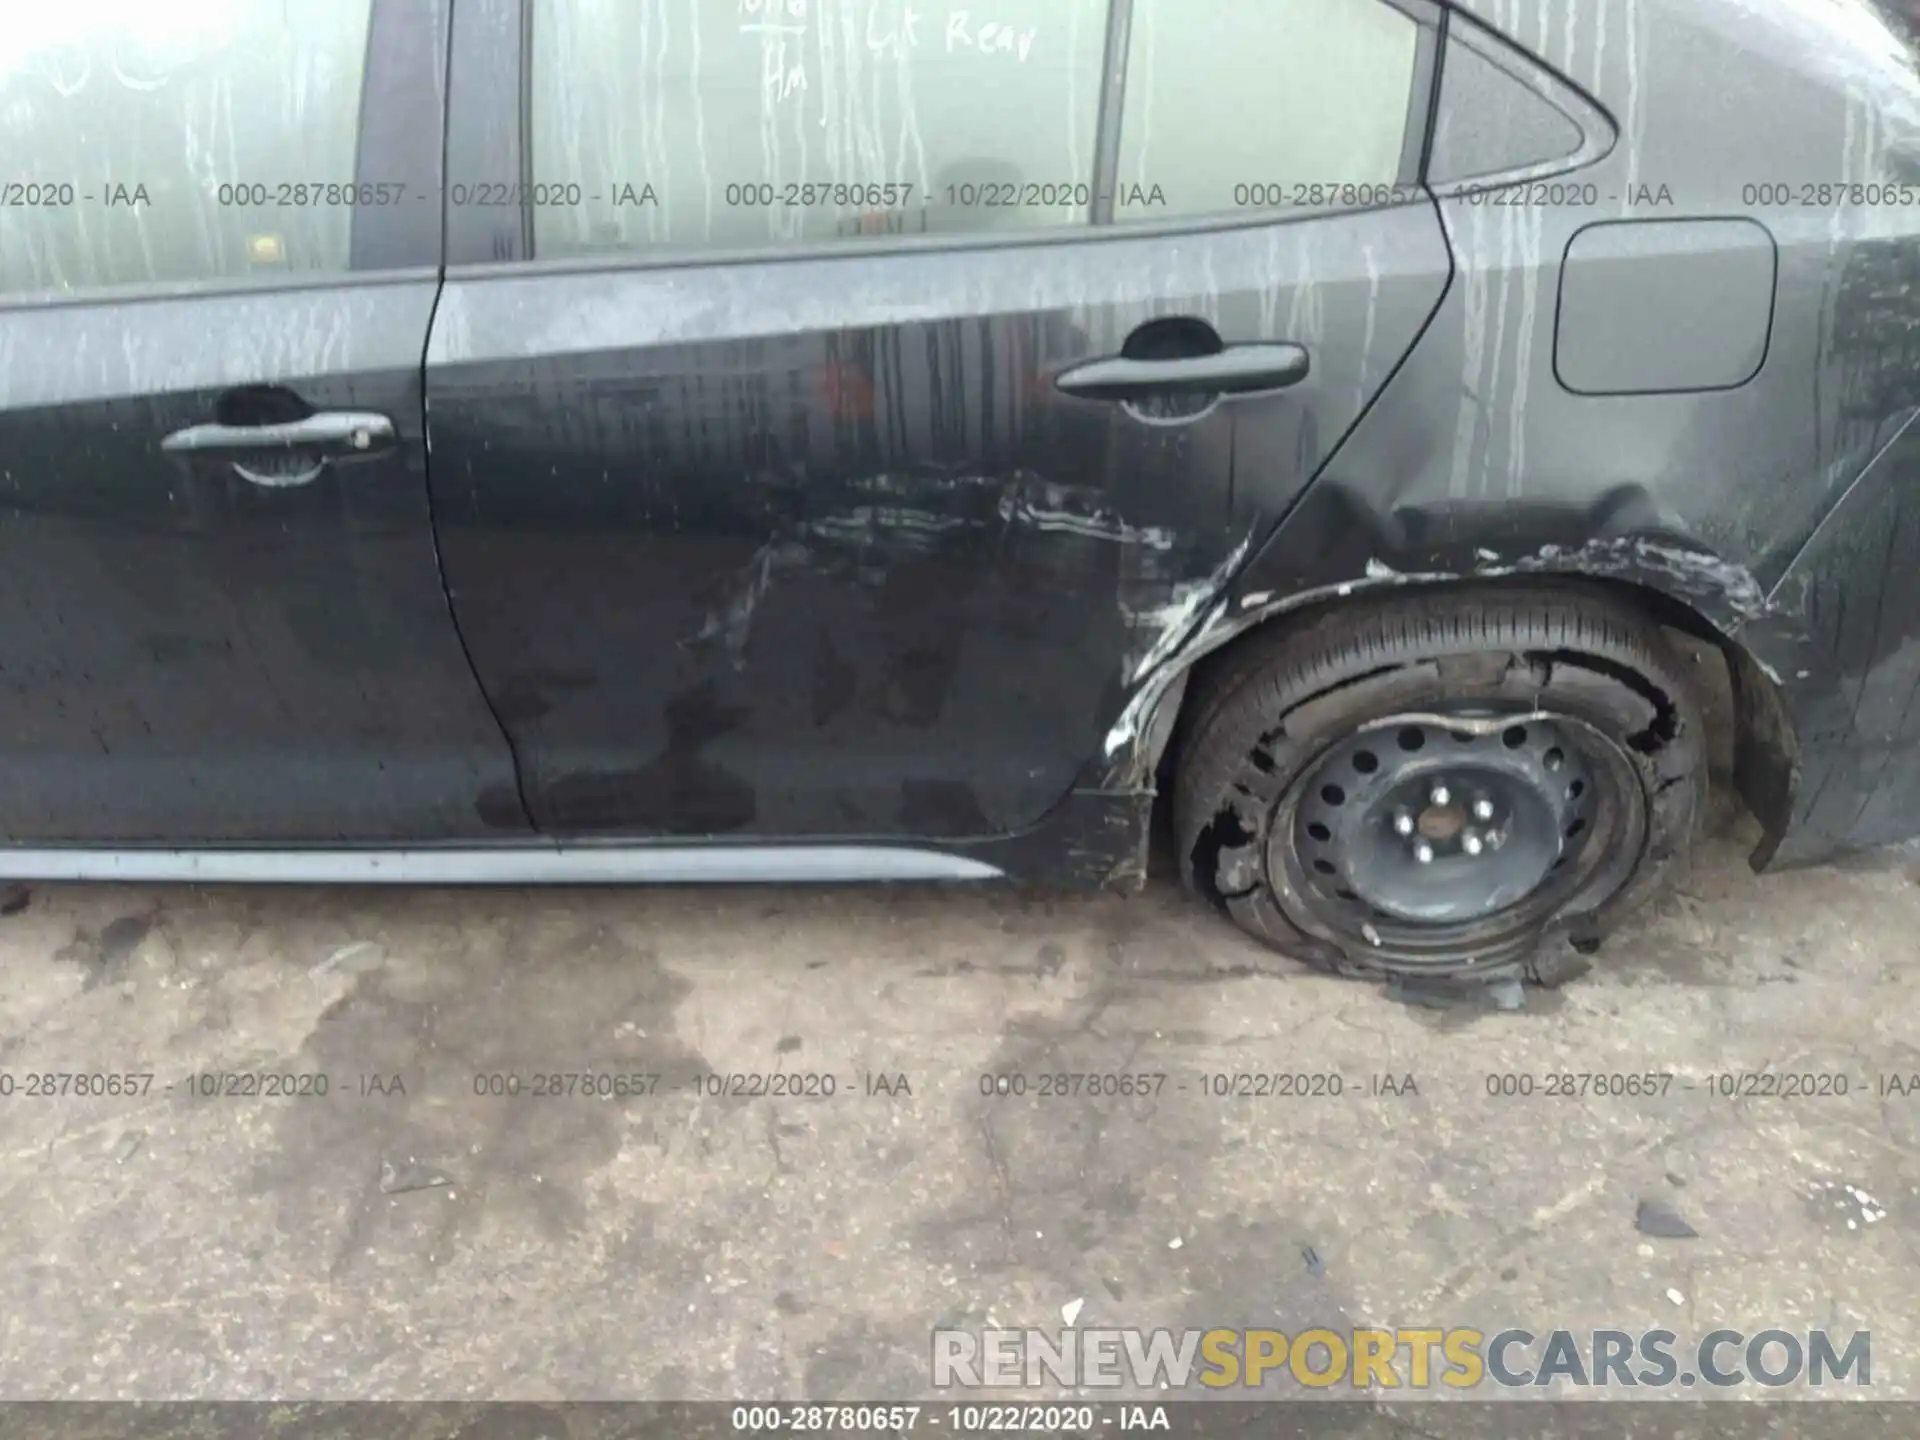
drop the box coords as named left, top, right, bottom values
left=1135, top=574, right=1799, bottom=972
left=1155, top=575, right=1794, bottom=822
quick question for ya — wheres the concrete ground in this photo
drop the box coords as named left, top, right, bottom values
left=1, top=787, right=1918, bottom=1408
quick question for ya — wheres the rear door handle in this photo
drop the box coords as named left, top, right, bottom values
left=161, top=411, right=397, bottom=487
left=1055, top=343, right=1311, bottom=402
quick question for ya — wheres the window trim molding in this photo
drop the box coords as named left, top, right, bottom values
left=1398, top=0, right=1447, bottom=188
left=1090, top=0, right=1137, bottom=225
left=0, top=267, right=439, bottom=318
left=349, top=0, right=452, bottom=272
left=445, top=0, right=529, bottom=267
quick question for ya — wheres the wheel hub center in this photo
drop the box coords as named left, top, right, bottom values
left=1416, top=804, right=1465, bottom=841
left=1287, top=715, right=1602, bottom=927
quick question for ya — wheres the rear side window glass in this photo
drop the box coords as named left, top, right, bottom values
left=0, top=1, right=376, bottom=300
left=530, top=0, right=1110, bottom=260
left=1116, top=0, right=1424, bottom=221
left=530, top=0, right=1431, bottom=261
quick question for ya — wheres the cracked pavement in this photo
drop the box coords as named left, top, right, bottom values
left=0, top=787, right=1917, bottom=1404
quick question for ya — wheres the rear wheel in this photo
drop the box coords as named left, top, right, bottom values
left=1170, top=588, right=1705, bottom=985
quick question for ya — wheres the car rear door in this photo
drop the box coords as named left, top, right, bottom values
left=426, top=0, right=1452, bottom=841
left=0, top=0, right=530, bottom=844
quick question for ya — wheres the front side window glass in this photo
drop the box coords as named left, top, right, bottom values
left=0, top=0, right=376, bottom=299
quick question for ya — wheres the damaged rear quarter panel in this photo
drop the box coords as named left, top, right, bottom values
left=1091, top=0, right=1920, bottom=876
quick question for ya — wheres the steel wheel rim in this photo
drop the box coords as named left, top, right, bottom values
left=1265, top=706, right=1647, bottom=965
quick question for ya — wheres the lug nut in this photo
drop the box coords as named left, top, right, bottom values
left=1485, top=828, right=1506, bottom=850
left=1463, top=833, right=1484, bottom=856
left=1472, top=798, right=1494, bottom=821
left=1413, top=841, right=1435, bottom=864
left=1430, top=784, right=1451, bottom=807
left=1393, top=811, right=1414, bottom=836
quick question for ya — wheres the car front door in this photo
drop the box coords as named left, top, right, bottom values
left=0, top=0, right=530, bottom=845
left=427, top=0, right=1452, bottom=841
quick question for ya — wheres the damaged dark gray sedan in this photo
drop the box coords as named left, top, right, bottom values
left=3, top=0, right=1919, bottom=989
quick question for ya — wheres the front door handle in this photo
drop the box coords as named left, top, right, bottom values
left=1055, top=343, right=1311, bottom=402
left=161, top=411, right=398, bottom=488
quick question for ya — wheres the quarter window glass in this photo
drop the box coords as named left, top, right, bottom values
left=0, top=1, right=376, bottom=299
left=1428, top=34, right=1586, bottom=186
left=530, top=0, right=1109, bottom=259
left=1116, top=0, right=1421, bottom=220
